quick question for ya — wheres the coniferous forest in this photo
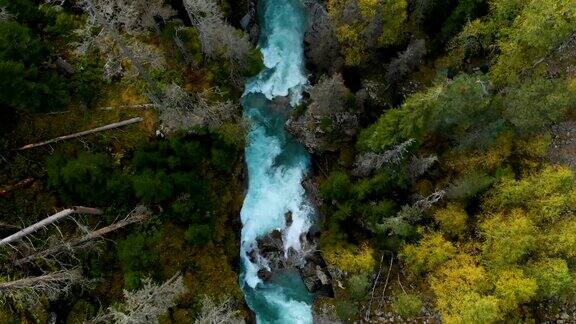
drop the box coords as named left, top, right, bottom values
left=1, top=0, right=576, bottom=323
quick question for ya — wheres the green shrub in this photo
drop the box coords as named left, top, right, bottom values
left=0, top=5, right=73, bottom=113
left=393, top=293, right=422, bottom=319
left=117, top=232, right=160, bottom=274
left=71, top=58, right=104, bottom=108
left=320, top=171, right=352, bottom=202
left=123, top=271, right=142, bottom=290
left=47, top=152, right=116, bottom=205
left=503, top=78, right=576, bottom=135
left=335, top=300, right=357, bottom=321
left=132, top=170, right=174, bottom=204
left=210, top=147, right=235, bottom=172
left=348, top=274, right=370, bottom=300
left=526, top=258, right=572, bottom=299
left=435, top=204, right=468, bottom=236
left=66, top=299, right=96, bottom=324
left=184, top=224, right=214, bottom=246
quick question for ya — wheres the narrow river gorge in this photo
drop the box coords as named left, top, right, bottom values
left=240, top=0, right=315, bottom=322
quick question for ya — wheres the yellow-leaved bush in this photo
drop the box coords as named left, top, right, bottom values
left=323, top=242, right=376, bottom=275
left=434, top=203, right=468, bottom=236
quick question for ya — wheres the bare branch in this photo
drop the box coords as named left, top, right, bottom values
left=308, top=74, right=348, bottom=115
left=414, top=189, right=446, bottom=210
left=353, top=139, right=415, bottom=177
left=286, top=74, right=358, bottom=152
left=303, top=1, right=340, bottom=71
left=0, top=7, right=13, bottom=21
left=75, top=0, right=167, bottom=102
left=408, top=155, right=438, bottom=180
left=174, top=27, right=196, bottom=67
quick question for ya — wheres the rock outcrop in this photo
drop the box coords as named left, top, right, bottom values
left=246, top=213, right=334, bottom=297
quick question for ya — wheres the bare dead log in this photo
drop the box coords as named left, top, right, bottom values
left=0, top=6, right=12, bottom=22
left=15, top=206, right=150, bottom=266
left=97, top=104, right=155, bottom=111
left=0, top=207, right=102, bottom=247
left=15, top=117, right=143, bottom=150
left=0, top=177, right=34, bottom=196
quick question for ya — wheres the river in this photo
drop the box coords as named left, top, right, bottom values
left=239, top=0, right=315, bottom=322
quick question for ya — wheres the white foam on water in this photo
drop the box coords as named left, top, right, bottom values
left=239, top=0, right=314, bottom=322
left=244, top=0, right=308, bottom=105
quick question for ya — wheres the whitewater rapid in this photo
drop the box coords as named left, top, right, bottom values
left=240, top=0, right=314, bottom=322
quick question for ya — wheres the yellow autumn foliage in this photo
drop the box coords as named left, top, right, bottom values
left=434, top=203, right=468, bottom=236
left=324, top=242, right=376, bottom=274
left=400, top=231, right=456, bottom=276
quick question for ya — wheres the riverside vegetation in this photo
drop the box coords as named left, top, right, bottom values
left=0, top=0, right=575, bottom=323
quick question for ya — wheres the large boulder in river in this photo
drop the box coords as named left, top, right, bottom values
left=248, top=226, right=334, bottom=297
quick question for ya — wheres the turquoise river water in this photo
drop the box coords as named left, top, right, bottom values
left=240, top=0, right=315, bottom=322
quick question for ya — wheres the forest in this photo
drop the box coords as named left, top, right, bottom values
left=0, top=0, right=575, bottom=323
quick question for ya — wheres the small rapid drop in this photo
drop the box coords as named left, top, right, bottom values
left=240, top=0, right=314, bottom=322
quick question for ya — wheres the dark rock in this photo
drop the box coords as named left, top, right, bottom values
left=258, top=268, right=272, bottom=281
left=246, top=249, right=258, bottom=264
left=257, top=229, right=283, bottom=253
left=249, top=24, right=260, bottom=45
left=299, top=251, right=334, bottom=297
left=286, top=247, right=299, bottom=265
left=285, top=211, right=293, bottom=227
left=302, top=177, right=324, bottom=216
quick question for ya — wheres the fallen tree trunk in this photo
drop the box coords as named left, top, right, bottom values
left=16, top=117, right=143, bottom=150
left=0, top=177, right=34, bottom=196
left=0, top=207, right=102, bottom=247
left=15, top=206, right=150, bottom=266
